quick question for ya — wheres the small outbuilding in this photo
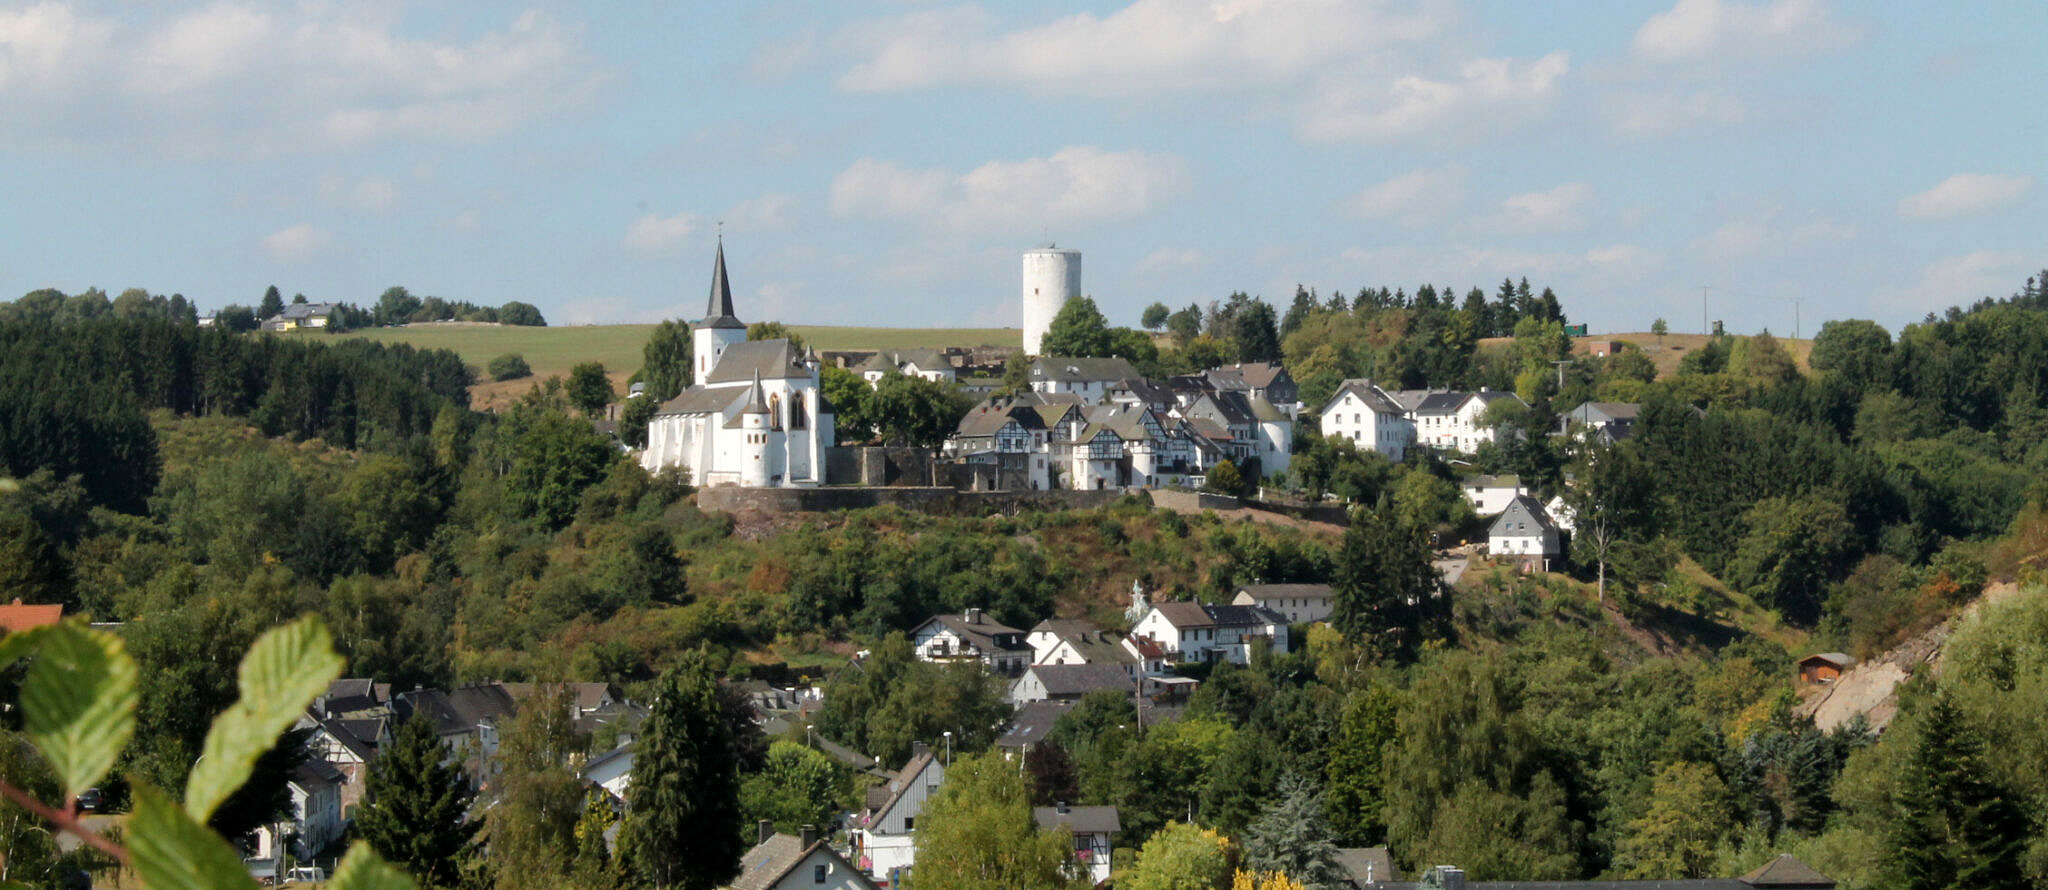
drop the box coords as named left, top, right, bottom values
left=1798, top=652, right=1855, bottom=684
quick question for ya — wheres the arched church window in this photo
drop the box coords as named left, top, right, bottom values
left=791, top=391, right=808, bottom=430
left=769, top=394, right=783, bottom=431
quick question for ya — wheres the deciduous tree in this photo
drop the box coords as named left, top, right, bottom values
left=911, top=751, right=1076, bottom=890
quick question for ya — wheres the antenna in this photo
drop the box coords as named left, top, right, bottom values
left=1700, top=286, right=1709, bottom=336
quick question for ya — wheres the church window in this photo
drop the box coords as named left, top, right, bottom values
left=791, top=392, right=808, bottom=430
left=770, top=394, right=783, bottom=431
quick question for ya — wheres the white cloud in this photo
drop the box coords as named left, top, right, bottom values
left=261, top=224, right=335, bottom=264
left=1345, top=165, right=1467, bottom=224
left=1632, top=0, right=1863, bottom=64
left=1135, top=248, right=1205, bottom=274
left=315, top=173, right=399, bottom=213
left=623, top=212, right=701, bottom=255
left=1301, top=52, right=1569, bottom=144
left=723, top=193, right=799, bottom=233
left=829, top=147, right=1187, bottom=230
left=1882, top=250, right=2032, bottom=316
left=1481, top=182, right=1594, bottom=234
left=1695, top=213, right=1855, bottom=259
left=1898, top=173, right=2034, bottom=220
left=1609, top=87, right=1748, bottom=137
left=0, top=5, right=612, bottom=156
left=837, top=0, right=1448, bottom=96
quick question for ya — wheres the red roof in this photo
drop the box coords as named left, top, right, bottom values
left=0, top=599, right=62, bottom=634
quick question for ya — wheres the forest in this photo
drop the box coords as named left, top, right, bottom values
left=1, top=272, right=2047, bottom=889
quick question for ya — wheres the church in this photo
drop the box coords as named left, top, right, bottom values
left=639, top=242, right=834, bottom=487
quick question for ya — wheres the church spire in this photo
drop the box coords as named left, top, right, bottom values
left=701, top=235, right=744, bottom=330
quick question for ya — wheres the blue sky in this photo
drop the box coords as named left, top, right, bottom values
left=2, top=0, right=2042, bottom=336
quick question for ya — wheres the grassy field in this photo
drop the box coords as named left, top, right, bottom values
left=328, top=323, right=1020, bottom=377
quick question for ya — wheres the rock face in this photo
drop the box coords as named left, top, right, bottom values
left=1796, top=582, right=2025, bottom=733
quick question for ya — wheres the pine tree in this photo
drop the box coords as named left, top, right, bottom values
left=356, top=712, right=480, bottom=888
left=1325, top=684, right=1396, bottom=845
left=1886, top=692, right=2029, bottom=890
left=259, top=285, right=284, bottom=320
left=1331, top=499, right=1445, bottom=661
left=1235, top=300, right=1282, bottom=364
left=622, top=651, right=745, bottom=890
left=1242, top=774, right=1346, bottom=890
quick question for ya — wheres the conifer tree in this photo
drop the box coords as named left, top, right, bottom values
left=1242, top=774, right=1345, bottom=890
left=357, top=712, right=480, bottom=888
left=1331, top=499, right=1446, bottom=661
left=622, top=651, right=744, bottom=890
left=1325, top=684, right=1396, bottom=845
left=1886, top=691, right=2029, bottom=890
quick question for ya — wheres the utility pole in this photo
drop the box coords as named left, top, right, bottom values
left=1550, top=359, right=1573, bottom=392
left=1701, top=286, right=1710, bottom=336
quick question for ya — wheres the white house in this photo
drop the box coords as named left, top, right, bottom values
left=728, top=824, right=879, bottom=890
left=641, top=241, right=835, bottom=487
left=1461, top=474, right=1529, bottom=515
left=253, top=760, right=346, bottom=860
left=583, top=743, right=634, bottom=800
left=1563, top=401, right=1640, bottom=443
left=855, top=348, right=957, bottom=387
left=1231, top=583, right=1334, bottom=624
left=1029, top=357, right=1143, bottom=402
left=853, top=744, right=945, bottom=885
left=1488, top=495, right=1562, bottom=571
left=1128, top=593, right=1290, bottom=665
left=909, top=609, right=1032, bottom=676
left=1027, top=619, right=1140, bottom=674
left=1009, top=663, right=1144, bottom=707
left=1318, top=380, right=1415, bottom=462
left=1035, top=805, right=1120, bottom=885
left=1446, top=390, right=1526, bottom=454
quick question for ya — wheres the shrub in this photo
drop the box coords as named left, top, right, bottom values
left=489, top=353, right=532, bottom=381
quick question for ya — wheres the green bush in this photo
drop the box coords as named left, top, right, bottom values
left=488, top=352, right=532, bottom=381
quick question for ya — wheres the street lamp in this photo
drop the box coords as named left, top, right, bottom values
left=941, top=731, right=952, bottom=766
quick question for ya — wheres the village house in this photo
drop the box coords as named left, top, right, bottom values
left=727, top=823, right=879, bottom=890
left=1563, top=401, right=1641, bottom=444
left=0, top=598, right=63, bottom=633
left=853, top=743, right=945, bottom=886
left=1488, top=495, right=1562, bottom=572
left=854, top=348, right=956, bottom=387
left=583, top=743, right=634, bottom=801
left=1799, top=652, right=1855, bottom=684
left=1010, top=663, right=1145, bottom=706
left=1127, top=589, right=1290, bottom=665
left=1462, top=474, right=1529, bottom=515
left=1208, top=362, right=1299, bottom=416
left=1231, top=583, right=1334, bottom=624
left=1029, top=357, right=1144, bottom=402
left=1034, top=804, right=1120, bottom=885
left=1317, top=380, right=1416, bottom=462
left=261, top=301, right=341, bottom=332
left=252, top=760, right=347, bottom=862
left=909, top=609, right=1033, bottom=676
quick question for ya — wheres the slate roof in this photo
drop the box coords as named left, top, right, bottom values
left=1319, top=379, right=1408, bottom=418
left=277, top=302, right=340, bottom=320
left=997, top=700, right=1072, bottom=750
left=699, top=239, right=744, bottom=330
left=1031, top=357, right=1142, bottom=385
left=1334, top=847, right=1400, bottom=885
left=1414, top=391, right=1471, bottom=416
left=1025, top=663, right=1136, bottom=697
left=706, top=340, right=810, bottom=384
left=654, top=385, right=745, bottom=417
left=1465, top=390, right=1525, bottom=411
left=396, top=684, right=518, bottom=737
left=1237, top=583, right=1333, bottom=602
left=1205, top=367, right=1249, bottom=391
left=1234, top=362, right=1290, bottom=389
left=1382, top=389, right=1436, bottom=412
left=1034, top=624, right=1137, bottom=666
left=919, top=613, right=1033, bottom=654
left=726, top=833, right=877, bottom=890
left=1567, top=402, right=1641, bottom=424
left=1109, top=377, right=1176, bottom=408
left=290, top=759, right=346, bottom=790
left=1146, top=601, right=1285, bottom=630
left=320, top=678, right=383, bottom=717
left=316, top=718, right=382, bottom=762
left=1033, top=805, right=1120, bottom=835
left=1488, top=495, right=1559, bottom=538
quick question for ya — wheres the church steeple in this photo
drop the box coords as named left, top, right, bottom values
left=701, top=236, right=744, bottom=330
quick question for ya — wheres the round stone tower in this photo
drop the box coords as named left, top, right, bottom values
left=1021, top=244, right=1081, bottom=356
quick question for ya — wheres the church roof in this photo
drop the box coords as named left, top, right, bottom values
left=706, top=340, right=811, bottom=384
left=742, top=373, right=770, bottom=414
left=699, top=239, right=744, bottom=330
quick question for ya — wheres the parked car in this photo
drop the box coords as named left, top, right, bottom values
left=74, top=788, right=101, bottom=812
left=284, top=866, right=327, bottom=884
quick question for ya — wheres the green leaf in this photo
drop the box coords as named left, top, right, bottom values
left=19, top=621, right=137, bottom=800
left=185, top=615, right=346, bottom=823
left=328, top=846, right=423, bottom=890
left=127, top=784, right=260, bottom=890
left=0, top=624, right=51, bottom=670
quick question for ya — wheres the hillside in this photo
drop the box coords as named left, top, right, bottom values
left=317, top=322, right=1020, bottom=408
left=1476, top=330, right=1814, bottom=380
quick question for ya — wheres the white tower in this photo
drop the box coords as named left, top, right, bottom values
left=1022, top=245, right=1082, bottom=356
left=693, top=238, right=748, bottom=386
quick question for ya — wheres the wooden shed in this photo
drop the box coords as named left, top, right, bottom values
left=1799, top=652, right=1855, bottom=684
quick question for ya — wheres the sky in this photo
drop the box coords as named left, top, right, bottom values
left=1, top=0, right=2043, bottom=336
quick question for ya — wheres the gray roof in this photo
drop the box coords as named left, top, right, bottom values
left=654, top=385, right=745, bottom=418
left=1025, top=663, right=1136, bottom=697
left=1031, top=357, right=1141, bottom=385
left=726, top=833, right=876, bottom=890
left=290, top=759, right=346, bottom=790
left=1567, top=402, right=1641, bottom=425
left=1205, top=367, right=1250, bottom=391
left=1467, top=474, right=1523, bottom=490
left=1033, top=805, right=1120, bottom=835
left=1234, top=362, right=1290, bottom=389
left=1334, top=848, right=1400, bottom=885
left=706, top=339, right=811, bottom=384
left=320, top=678, right=382, bottom=716
left=996, top=700, right=1071, bottom=749
left=700, top=240, right=744, bottom=330
left=1488, top=495, right=1558, bottom=537
left=277, top=301, right=339, bottom=320
left=395, top=684, right=517, bottom=737
left=920, top=612, right=1033, bottom=654
left=1031, top=621, right=1136, bottom=665
left=1146, top=601, right=1286, bottom=630
left=1319, top=379, right=1406, bottom=418
left=1237, top=583, right=1333, bottom=602
left=1414, top=391, right=1470, bottom=415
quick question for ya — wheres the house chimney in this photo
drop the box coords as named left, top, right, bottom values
left=758, top=820, right=775, bottom=845
left=800, top=825, right=820, bottom=849
left=912, top=741, right=929, bottom=759
left=965, top=608, right=984, bottom=625
left=1432, top=866, right=1465, bottom=890
left=1057, top=801, right=1069, bottom=814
